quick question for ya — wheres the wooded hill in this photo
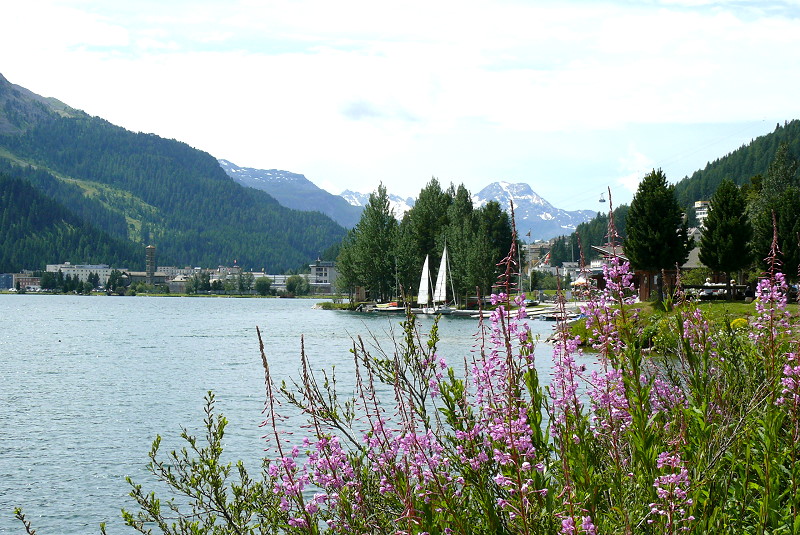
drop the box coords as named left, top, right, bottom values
left=0, top=174, right=141, bottom=272
left=674, top=120, right=800, bottom=207
left=0, top=74, right=346, bottom=273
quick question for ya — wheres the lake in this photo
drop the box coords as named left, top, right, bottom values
left=0, top=294, right=569, bottom=534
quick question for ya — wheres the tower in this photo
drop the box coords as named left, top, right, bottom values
left=146, top=245, right=155, bottom=285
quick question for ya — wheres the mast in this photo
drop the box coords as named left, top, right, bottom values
left=447, top=245, right=457, bottom=307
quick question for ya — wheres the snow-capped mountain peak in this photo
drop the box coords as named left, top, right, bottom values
left=472, top=182, right=595, bottom=240
left=218, top=159, right=307, bottom=185
left=472, top=181, right=552, bottom=210
left=340, top=189, right=415, bottom=218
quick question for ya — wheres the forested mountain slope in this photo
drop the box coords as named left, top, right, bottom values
left=0, top=74, right=346, bottom=272
left=674, top=120, right=800, bottom=206
left=0, top=174, right=141, bottom=272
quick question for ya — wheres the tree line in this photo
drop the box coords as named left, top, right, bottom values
left=336, top=179, right=513, bottom=303
left=38, top=269, right=101, bottom=294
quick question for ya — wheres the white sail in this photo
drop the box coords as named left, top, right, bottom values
left=418, top=255, right=430, bottom=305
left=433, top=246, right=448, bottom=304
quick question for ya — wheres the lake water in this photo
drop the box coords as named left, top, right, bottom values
left=0, top=294, right=570, bottom=534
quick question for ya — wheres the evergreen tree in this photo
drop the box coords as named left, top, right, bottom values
left=394, top=216, right=419, bottom=300
left=624, top=169, right=690, bottom=301
left=472, top=200, right=514, bottom=294
left=337, top=184, right=398, bottom=301
left=441, top=184, right=476, bottom=304
left=334, top=230, right=359, bottom=300
left=699, top=179, right=752, bottom=297
left=750, top=143, right=800, bottom=279
left=40, top=271, right=57, bottom=291
left=405, top=178, right=452, bottom=272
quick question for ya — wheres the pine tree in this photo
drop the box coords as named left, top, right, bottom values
left=750, top=143, right=800, bottom=279
left=338, top=184, right=398, bottom=301
left=699, top=179, right=752, bottom=297
left=405, top=178, right=452, bottom=270
left=624, top=169, right=690, bottom=301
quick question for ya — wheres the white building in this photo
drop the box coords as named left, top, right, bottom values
left=157, top=266, right=194, bottom=279
left=308, top=259, right=338, bottom=293
left=694, top=200, right=711, bottom=228
left=45, top=262, right=127, bottom=284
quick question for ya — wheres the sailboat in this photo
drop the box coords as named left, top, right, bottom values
left=418, top=246, right=454, bottom=315
left=418, top=254, right=431, bottom=310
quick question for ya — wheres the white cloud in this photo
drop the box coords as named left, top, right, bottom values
left=2, top=0, right=799, bottom=207
left=616, top=146, right=655, bottom=195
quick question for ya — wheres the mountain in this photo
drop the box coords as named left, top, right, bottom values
left=0, top=73, right=81, bottom=135
left=218, top=159, right=363, bottom=228
left=340, top=189, right=416, bottom=218
left=0, top=73, right=346, bottom=273
left=472, top=182, right=596, bottom=241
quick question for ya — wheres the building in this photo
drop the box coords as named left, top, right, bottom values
left=126, top=271, right=168, bottom=286
left=158, top=266, right=195, bottom=279
left=694, top=200, right=711, bottom=228
left=13, top=274, right=41, bottom=291
left=145, top=245, right=156, bottom=285
left=46, top=263, right=126, bottom=285
left=167, top=274, right=190, bottom=294
left=308, top=258, right=338, bottom=294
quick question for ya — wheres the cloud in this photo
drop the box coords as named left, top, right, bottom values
left=340, top=99, right=420, bottom=123
left=616, top=147, right=655, bottom=194
left=2, top=0, right=799, bottom=207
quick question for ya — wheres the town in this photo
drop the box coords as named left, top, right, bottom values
left=0, top=245, right=338, bottom=296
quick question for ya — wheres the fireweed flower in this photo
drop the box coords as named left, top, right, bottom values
left=649, top=452, right=694, bottom=532
left=581, top=257, right=636, bottom=359
left=549, top=334, right=584, bottom=433
left=750, top=273, right=791, bottom=345
left=777, top=352, right=800, bottom=409
left=471, top=298, right=537, bottom=458
left=680, top=307, right=718, bottom=361
left=581, top=515, right=598, bottom=535
left=465, top=291, right=547, bottom=527
left=587, top=367, right=631, bottom=438
left=650, top=377, right=687, bottom=415
left=558, top=514, right=598, bottom=535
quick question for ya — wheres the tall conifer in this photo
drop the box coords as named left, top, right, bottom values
left=699, top=179, right=751, bottom=297
left=750, top=143, right=800, bottom=278
left=624, top=169, right=690, bottom=301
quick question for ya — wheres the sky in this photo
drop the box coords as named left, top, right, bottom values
left=2, top=0, right=800, bottom=212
